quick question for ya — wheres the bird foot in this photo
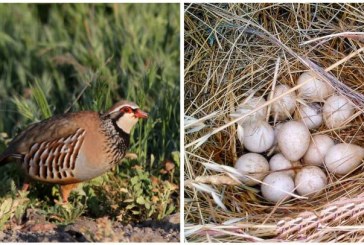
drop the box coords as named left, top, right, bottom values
left=17, top=183, right=30, bottom=198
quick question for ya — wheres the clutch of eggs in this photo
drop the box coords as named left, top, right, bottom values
left=232, top=71, right=362, bottom=203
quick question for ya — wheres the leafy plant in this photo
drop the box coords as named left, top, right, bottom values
left=0, top=187, right=30, bottom=230
left=45, top=202, right=86, bottom=225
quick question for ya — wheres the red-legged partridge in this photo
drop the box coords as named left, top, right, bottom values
left=0, top=100, right=148, bottom=203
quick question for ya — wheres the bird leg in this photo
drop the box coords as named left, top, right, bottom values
left=21, top=176, right=31, bottom=191
left=21, top=182, right=30, bottom=192
left=59, top=183, right=79, bottom=203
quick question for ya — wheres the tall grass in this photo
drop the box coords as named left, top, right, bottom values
left=0, top=3, right=179, bottom=223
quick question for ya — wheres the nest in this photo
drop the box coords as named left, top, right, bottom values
left=184, top=3, right=364, bottom=242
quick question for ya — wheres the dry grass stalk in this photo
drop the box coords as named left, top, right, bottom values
left=194, top=175, right=241, bottom=186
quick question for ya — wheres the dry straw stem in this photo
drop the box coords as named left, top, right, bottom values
left=185, top=3, right=364, bottom=242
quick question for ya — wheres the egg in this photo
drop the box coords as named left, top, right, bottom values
left=323, top=95, right=354, bottom=129
left=243, top=121, right=275, bottom=153
left=231, top=96, right=267, bottom=126
left=295, top=166, right=327, bottom=196
left=271, top=84, right=297, bottom=121
left=269, top=153, right=294, bottom=177
left=261, top=172, right=295, bottom=203
left=296, top=103, right=323, bottom=130
left=303, top=135, right=335, bottom=166
left=325, top=143, right=364, bottom=175
left=277, top=121, right=311, bottom=161
left=234, top=153, right=269, bottom=186
left=297, top=71, right=334, bottom=101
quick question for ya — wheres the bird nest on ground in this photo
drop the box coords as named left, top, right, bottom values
left=184, top=3, right=364, bottom=242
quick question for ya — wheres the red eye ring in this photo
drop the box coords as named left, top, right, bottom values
left=121, top=106, right=132, bottom=113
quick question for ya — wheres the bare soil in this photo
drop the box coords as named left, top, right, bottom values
left=0, top=212, right=180, bottom=242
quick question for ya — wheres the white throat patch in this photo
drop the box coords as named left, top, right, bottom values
left=116, top=113, right=139, bottom=134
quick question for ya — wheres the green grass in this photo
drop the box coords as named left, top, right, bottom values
left=0, top=3, right=179, bottom=227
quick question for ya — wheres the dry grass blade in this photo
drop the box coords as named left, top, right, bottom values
left=300, top=31, right=364, bottom=46
left=185, top=112, right=218, bottom=130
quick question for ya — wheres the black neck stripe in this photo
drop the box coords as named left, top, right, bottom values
left=111, top=117, right=130, bottom=146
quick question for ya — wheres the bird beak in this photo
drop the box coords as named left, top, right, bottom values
left=135, top=109, right=148, bottom=119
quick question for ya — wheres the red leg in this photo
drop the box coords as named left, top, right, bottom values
left=22, top=182, right=30, bottom=191
left=59, top=183, right=79, bottom=203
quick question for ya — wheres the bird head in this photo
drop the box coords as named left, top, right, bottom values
left=105, top=100, right=148, bottom=134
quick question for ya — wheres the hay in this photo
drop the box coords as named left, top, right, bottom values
left=184, top=3, right=364, bottom=242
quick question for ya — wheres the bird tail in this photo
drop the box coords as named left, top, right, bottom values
left=0, top=152, right=12, bottom=166
left=0, top=150, right=24, bottom=166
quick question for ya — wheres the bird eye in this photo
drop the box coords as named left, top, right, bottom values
left=121, top=107, right=132, bottom=113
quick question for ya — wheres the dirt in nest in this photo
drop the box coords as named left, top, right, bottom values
left=0, top=212, right=180, bottom=242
